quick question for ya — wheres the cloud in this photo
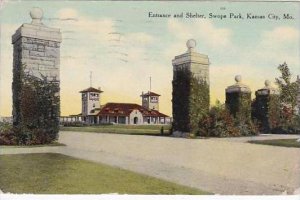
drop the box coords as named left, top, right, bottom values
left=251, top=26, right=300, bottom=72
left=49, top=8, right=162, bottom=115
left=57, top=8, right=78, bottom=19
left=125, top=32, right=155, bottom=46
left=167, top=19, right=232, bottom=49
left=261, top=26, right=299, bottom=45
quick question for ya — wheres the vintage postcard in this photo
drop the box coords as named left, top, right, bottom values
left=0, top=0, right=300, bottom=198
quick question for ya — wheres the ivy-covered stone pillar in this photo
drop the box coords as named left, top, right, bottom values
left=12, top=8, right=62, bottom=135
left=225, top=75, right=251, bottom=121
left=172, top=39, right=210, bottom=137
left=252, top=80, right=280, bottom=133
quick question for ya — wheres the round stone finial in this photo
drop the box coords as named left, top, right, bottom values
left=30, top=7, right=43, bottom=24
left=265, top=80, right=271, bottom=87
left=235, top=75, right=242, bottom=83
left=186, top=39, right=196, bottom=49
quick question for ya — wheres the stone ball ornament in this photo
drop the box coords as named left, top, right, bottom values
left=30, top=7, right=43, bottom=24
left=265, top=80, right=271, bottom=87
left=186, top=39, right=197, bottom=49
left=235, top=75, right=242, bottom=83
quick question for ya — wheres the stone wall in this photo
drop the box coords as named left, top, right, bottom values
left=13, top=37, right=60, bottom=82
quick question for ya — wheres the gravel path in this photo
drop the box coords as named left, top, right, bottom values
left=1, top=131, right=300, bottom=195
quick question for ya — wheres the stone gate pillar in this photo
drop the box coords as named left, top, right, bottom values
left=225, top=75, right=251, bottom=120
left=172, top=39, right=210, bottom=137
left=252, top=80, right=280, bottom=132
left=11, top=7, right=62, bottom=125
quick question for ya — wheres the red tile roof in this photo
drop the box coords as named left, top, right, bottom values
left=97, top=102, right=168, bottom=117
left=80, top=87, right=103, bottom=93
left=140, top=91, right=161, bottom=97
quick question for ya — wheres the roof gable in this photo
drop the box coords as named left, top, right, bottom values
left=98, top=102, right=168, bottom=117
left=80, top=87, right=103, bottom=93
left=140, top=91, right=161, bottom=97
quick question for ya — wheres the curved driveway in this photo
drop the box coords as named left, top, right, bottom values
left=1, top=131, right=300, bottom=195
left=57, top=132, right=300, bottom=195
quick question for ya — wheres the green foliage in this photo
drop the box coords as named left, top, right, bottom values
left=276, top=62, right=299, bottom=111
left=189, top=76, right=210, bottom=135
left=268, top=94, right=281, bottom=130
left=252, top=91, right=281, bottom=133
left=11, top=64, right=60, bottom=144
left=160, top=126, right=164, bottom=135
left=199, top=105, right=239, bottom=137
left=234, top=120, right=258, bottom=136
left=172, top=67, right=191, bottom=132
left=0, top=123, right=17, bottom=145
left=172, top=67, right=209, bottom=134
left=273, top=62, right=300, bottom=134
left=226, top=92, right=251, bottom=121
left=198, top=100, right=258, bottom=137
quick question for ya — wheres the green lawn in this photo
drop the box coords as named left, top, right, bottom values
left=248, top=139, right=300, bottom=148
left=60, top=124, right=171, bottom=136
left=0, top=153, right=209, bottom=194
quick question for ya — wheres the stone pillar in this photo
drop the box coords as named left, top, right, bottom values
left=252, top=80, right=280, bottom=132
left=12, top=8, right=62, bottom=125
left=225, top=75, right=251, bottom=121
left=172, top=39, right=210, bottom=136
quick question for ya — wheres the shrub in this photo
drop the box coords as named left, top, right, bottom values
left=0, top=123, right=18, bottom=145
left=235, top=120, right=258, bottom=136
left=160, top=126, right=164, bottom=135
left=12, top=64, right=60, bottom=145
left=198, top=101, right=258, bottom=137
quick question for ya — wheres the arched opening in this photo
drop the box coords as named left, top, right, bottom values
left=134, top=117, right=138, bottom=124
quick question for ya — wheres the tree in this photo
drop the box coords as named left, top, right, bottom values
left=275, top=62, right=300, bottom=134
left=275, top=62, right=299, bottom=112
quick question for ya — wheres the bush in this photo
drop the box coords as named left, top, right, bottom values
left=12, top=64, right=60, bottom=145
left=235, top=120, right=258, bottom=136
left=198, top=102, right=258, bottom=137
left=199, top=107, right=240, bottom=137
left=271, top=114, right=300, bottom=134
left=160, top=126, right=164, bottom=135
left=62, top=121, right=87, bottom=127
left=0, top=123, right=18, bottom=145
left=0, top=122, right=56, bottom=145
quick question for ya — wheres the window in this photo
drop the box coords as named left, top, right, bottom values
left=89, top=92, right=99, bottom=100
left=150, top=97, right=158, bottom=103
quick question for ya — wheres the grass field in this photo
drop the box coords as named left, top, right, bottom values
left=248, top=139, right=300, bottom=148
left=0, top=153, right=208, bottom=194
left=60, top=124, right=171, bottom=136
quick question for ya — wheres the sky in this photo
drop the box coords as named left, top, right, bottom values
left=0, top=1, right=299, bottom=117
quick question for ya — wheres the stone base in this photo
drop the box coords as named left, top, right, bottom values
left=172, top=131, right=190, bottom=138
